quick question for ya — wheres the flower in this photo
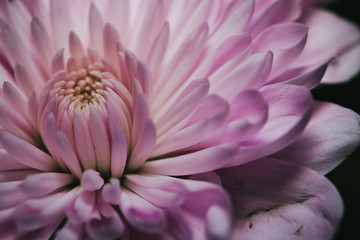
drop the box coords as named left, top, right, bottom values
left=0, top=0, right=359, bottom=239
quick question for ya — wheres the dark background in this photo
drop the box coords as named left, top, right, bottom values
left=312, top=0, right=360, bottom=239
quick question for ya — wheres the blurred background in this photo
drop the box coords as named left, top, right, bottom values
left=312, top=0, right=360, bottom=239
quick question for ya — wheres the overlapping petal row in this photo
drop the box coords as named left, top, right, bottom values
left=0, top=0, right=359, bottom=239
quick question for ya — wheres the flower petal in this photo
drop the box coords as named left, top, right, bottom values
left=297, top=8, right=360, bottom=83
left=226, top=84, right=313, bottom=167
left=19, top=172, right=73, bottom=198
left=119, top=188, right=167, bottom=234
left=128, top=120, right=156, bottom=170
left=0, top=131, right=56, bottom=171
left=143, top=143, right=238, bottom=176
left=271, top=102, right=360, bottom=174
left=153, top=95, right=229, bottom=156
left=217, top=158, right=343, bottom=240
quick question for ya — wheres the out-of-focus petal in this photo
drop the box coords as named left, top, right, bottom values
left=296, top=8, right=360, bottom=83
left=218, top=158, right=343, bottom=240
left=272, top=102, right=360, bottom=174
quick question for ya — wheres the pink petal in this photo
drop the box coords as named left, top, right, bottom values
left=133, top=0, right=167, bottom=60
left=85, top=210, right=125, bottom=240
left=73, top=110, right=96, bottom=170
left=89, top=4, right=104, bottom=53
left=103, top=23, right=120, bottom=70
left=154, top=95, right=229, bottom=156
left=14, top=63, right=36, bottom=96
left=128, top=120, right=156, bottom=170
left=66, top=190, right=96, bottom=224
left=107, top=0, right=129, bottom=38
left=110, top=124, right=128, bottom=178
left=19, top=172, right=73, bottom=198
left=207, top=33, right=252, bottom=77
left=272, top=102, right=360, bottom=174
left=51, top=49, right=65, bottom=74
left=0, top=149, right=28, bottom=171
left=226, top=84, right=313, bottom=167
left=69, top=31, right=84, bottom=68
left=153, top=22, right=209, bottom=110
left=210, top=51, right=273, bottom=101
left=269, top=58, right=331, bottom=89
left=54, top=131, right=83, bottom=178
left=0, top=131, right=56, bottom=171
left=131, top=93, right=150, bottom=147
left=155, top=78, right=210, bottom=136
left=81, top=169, right=104, bottom=191
left=54, top=222, right=85, bottom=240
left=148, top=21, right=170, bottom=75
left=218, top=158, right=343, bottom=240
left=14, top=190, right=78, bottom=230
left=2, top=82, right=29, bottom=121
left=89, top=105, right=111, bottom=174
left=1, top=22, right=42, bottom=84
left=119, top=188, right=166, bottom=234
left=206, top=205, right=232, bottom=240
left=0, top=102, right=36, bottom=144
left=210, top=0, right=254, bottom=44
left=143, top=143, right=237, bottom=176
left=0, top=181, right=28, bottom=209
left=125, top=174, right=188, bottom=208
left=247, top=0, right=302, bottom=36
left=296, top=8, right=360, bottom=83
left=253, top=22, right=308, bottom=79
left=30, top=16, right=53, bottom=73
left=102, top=178, right=122, bottom=205
left=217, top=90, right=268, bottom=143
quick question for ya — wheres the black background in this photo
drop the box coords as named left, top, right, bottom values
left=312, top=0, right=360, bottom=239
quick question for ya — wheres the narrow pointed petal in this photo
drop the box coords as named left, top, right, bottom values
left=0, top=131, right=56, bottom=171
left=210, top=51, right=273, bottom=101
left=144, top=143, right=237, bottom=176
left=73, top=111, right=96, bottom=170
left=51, top=49, right=65, bottom=74
left=55, top=132, right=83, bottom=178
left=125, top=174, right=188, bottom=208
left=128, top=120, right=156, bottom=170
left=154, top=95, right=229, bottom=156
left=110, top=124, right=128, bottom=178
left=19, top=172, right=73, bottom=198
left=89, top=4, right=104, bottom=52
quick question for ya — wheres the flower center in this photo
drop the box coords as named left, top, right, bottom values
left=56, top=67, right=106, bottom=109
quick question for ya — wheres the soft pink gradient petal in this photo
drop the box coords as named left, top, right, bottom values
left=296, top=8, right=360, bottom=83
left=272, top=102, right=360, bottom=174
left=144, top=143, right=237, bottom=176
left=19, top=172, right=73, bottom=198
left=226, top=84, right=313, bottom=166
left=0, top=131, right=56, bottom=171
left=14, top=190, right=78, bottom=231
left=119, top=188, right=167, bottom=234
left=154, top=95, right=229, bottom=156
left=218, top=158, right=343, bottom=240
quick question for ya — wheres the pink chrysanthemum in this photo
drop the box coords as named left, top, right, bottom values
left=0, top=0, right=359, bottom=239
